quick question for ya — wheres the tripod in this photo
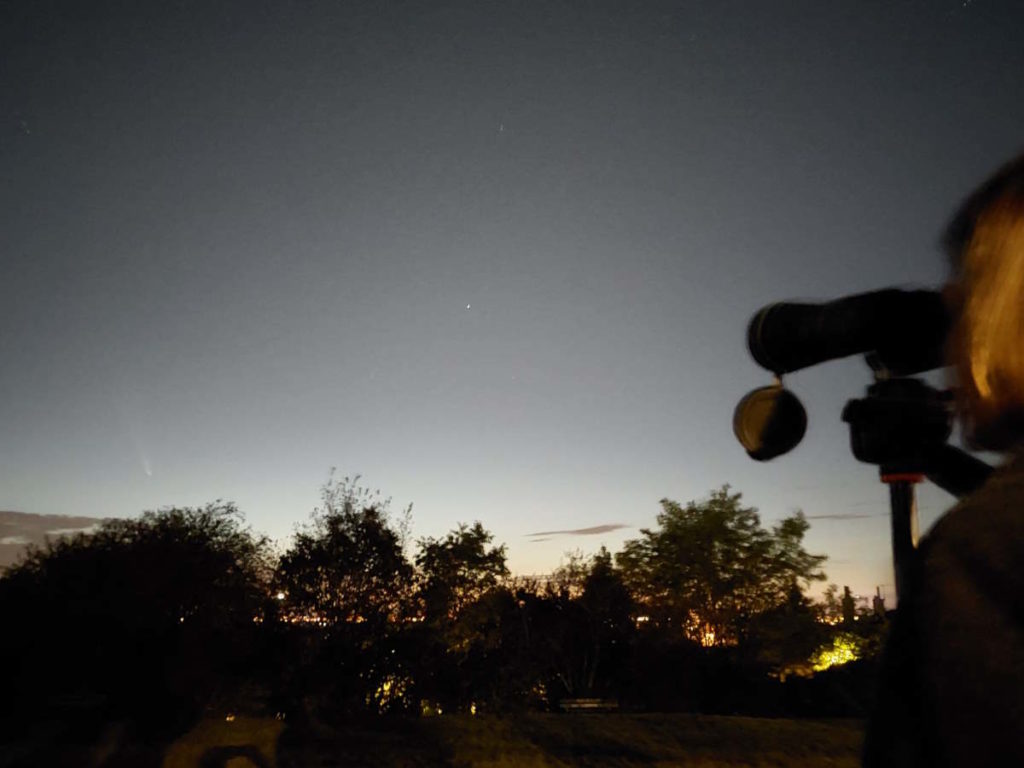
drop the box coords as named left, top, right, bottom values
left=842, top=376, right=992, bottom=600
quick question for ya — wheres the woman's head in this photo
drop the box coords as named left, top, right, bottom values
left=945, top=153, right=1024, bottom=449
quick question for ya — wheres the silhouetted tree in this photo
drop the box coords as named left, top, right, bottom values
left=577, top=548, right=635, bottom=695
left=278, top=475, right=413, bottom=628
left=0, top=502, right=272, bottom=728
left=531, top=548, right=635, bottom=700
left=416, top=521, right=508, bottom=624
left=616, top=486, right=826, bottom=646
left=275, top=475, right=415, bottom=714
left=548, top=549, right=591, bottom=596
left=410, top=522, right=509, bottom=711
left=745, top=584, right=824, bottom=678
left=820, top=583, right=843, bottom=623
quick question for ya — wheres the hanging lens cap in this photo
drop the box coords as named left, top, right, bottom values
left=733, top=385, right=807, bottom=461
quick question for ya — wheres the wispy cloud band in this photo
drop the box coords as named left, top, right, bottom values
left=526, top=524, right=628, bottom=538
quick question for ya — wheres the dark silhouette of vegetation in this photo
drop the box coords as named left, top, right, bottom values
left=0, top=479, right=886, bottom=755
left=0, top=502, right=273, bottom=735
left=527, top=548, right=635, bottom=701
left=273, top=475, right=415, bottom=716
left=616, top=486, right=827, bottom=648
left=278, top=476, right=414, bottom=629
left=412, top=521, right=513, bottom=712
left=417, top=522, right=509, bottom=624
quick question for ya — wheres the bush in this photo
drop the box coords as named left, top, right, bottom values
left=0, top=503, right=272, bottom=731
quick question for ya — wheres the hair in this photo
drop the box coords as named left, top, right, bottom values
left=944, top=153, right=1024, bottom=449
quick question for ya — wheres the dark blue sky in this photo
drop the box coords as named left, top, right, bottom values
left=3, top=0, right=1023, bottom=599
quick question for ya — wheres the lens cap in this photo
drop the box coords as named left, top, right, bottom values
left=733, top=385, right=807, bottom=461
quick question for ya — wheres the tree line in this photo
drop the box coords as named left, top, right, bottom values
left=0, top=476, right=885, bottom=734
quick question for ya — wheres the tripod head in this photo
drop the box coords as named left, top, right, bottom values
left=842, top=376, right=953, bottom=478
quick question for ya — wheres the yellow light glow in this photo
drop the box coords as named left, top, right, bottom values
left=810, top=633, right=862, bottom=672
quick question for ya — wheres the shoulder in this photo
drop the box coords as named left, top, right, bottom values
left=900, top=450, right=1024, bottom=765
left=920, top=448, right=1024, bottom=588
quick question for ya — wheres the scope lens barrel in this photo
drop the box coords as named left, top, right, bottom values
left=747, top=289, right=949, bottom=376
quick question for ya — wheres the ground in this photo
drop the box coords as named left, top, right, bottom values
left=2, top=713, right=865, bottom=767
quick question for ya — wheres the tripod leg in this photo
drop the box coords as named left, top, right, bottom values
left=888, top=481, right=919, bottom=601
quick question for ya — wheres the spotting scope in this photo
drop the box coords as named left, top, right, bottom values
left=735, top=285, right=991, bottom=600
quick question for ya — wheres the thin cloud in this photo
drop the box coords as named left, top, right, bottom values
left=804, top=513, right=885, bottom=521
left=0, top=511, right=107, bottom=569
left=47, top=525, right=101, bottom=536
left=526, top=524, right=629, bottom=538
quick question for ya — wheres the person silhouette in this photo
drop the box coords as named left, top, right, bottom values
left=864, top=153, right=1024, bottom=766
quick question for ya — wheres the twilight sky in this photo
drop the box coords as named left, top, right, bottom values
left=3, top=0, right=1023, bottom=600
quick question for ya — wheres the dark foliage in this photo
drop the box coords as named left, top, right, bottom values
left=0, top=481, right=882, bottom=739
left=0, top=503, right=272, bottom=733
left=272, top=476, right=415, bottom=716
left=617, top=486, right=827, bottom=647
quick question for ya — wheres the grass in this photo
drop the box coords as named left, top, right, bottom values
left=1, top=712, right=864, bottom=767
left=181, top=712, right=863, bottom=767
left=431, top=713, right=864, bottom=768
left=161, top=716, right=283, bottom=768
